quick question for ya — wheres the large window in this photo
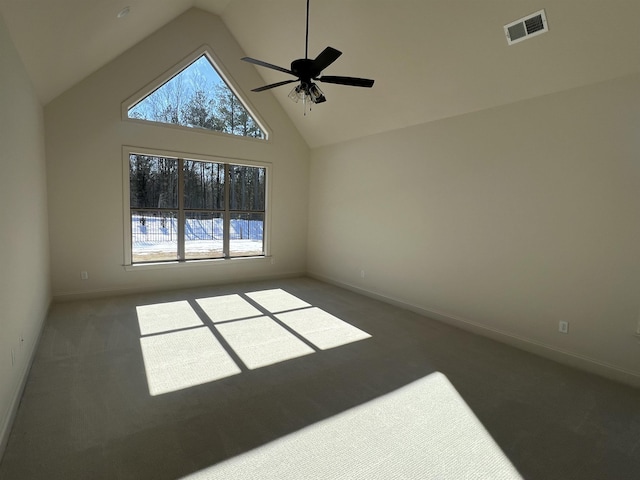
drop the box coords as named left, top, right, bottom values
left=128, top=153, right=266, bottom=264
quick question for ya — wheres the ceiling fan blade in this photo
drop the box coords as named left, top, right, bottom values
left=317, top=76, right=375, bottom=88
left=251, top=79, right=298, bottom=92
left=311, top=47, right=342, bottom=75
left=241, top=57, right=294, bottom=76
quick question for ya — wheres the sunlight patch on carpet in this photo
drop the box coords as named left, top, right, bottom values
left=136, top=300, right=203, bottom=335
left=215, top=316, right=315, bottom=369
left=140, top=326, right=241, bottom=396
left=196, top=294, right=262, bottom=323
left=246, top=288, right=311, bottom=313
left=180, top=372, right=523, bottom=479
left=276, top=307, right=371, bottom=350
left=136, top=290, right=372, bottom=395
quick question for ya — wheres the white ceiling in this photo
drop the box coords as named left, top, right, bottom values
left=1, top=0, right=639, bottom=147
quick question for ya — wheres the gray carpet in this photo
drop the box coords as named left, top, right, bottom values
left=1, top=277, right=638, bottom=479
left=184, top=372, right=521, bottom=479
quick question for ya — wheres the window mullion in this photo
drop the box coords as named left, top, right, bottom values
left=177, top=158, right=185, bottom=261
left=223, top=163, right=230, bottom=258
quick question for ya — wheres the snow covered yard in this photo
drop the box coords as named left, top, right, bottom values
left=131, top=214, right=263, bottom=262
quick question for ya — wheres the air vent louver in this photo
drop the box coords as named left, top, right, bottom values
left=504, top=9, right=548, bottom=45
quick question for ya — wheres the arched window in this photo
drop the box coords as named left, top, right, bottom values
left=125, top=49, right=266, bottom=139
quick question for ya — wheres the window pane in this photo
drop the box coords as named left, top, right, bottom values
left=229, top=165, right=266, bottom=211
left=130, top=155, right=178, bottom=209
left=184, top=160, right=224, bottom=210
left=127, top=55, right=265, bottom=139
left=185, top=212, right=224, bottom=260
left=229, top=212, right=264, bottom=257
left=128, top=153, right=267, bottom=265
left=131, top=210, right=178, bottom=262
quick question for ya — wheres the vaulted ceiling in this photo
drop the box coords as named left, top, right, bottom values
left=1, top=0, right=638, bottom=147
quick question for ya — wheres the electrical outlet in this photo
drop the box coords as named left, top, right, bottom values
left=559, top=321, right=569, bottom=334
left=360, top=270, right=365, bottom=278
left=80, top=271, right=89, bottom=280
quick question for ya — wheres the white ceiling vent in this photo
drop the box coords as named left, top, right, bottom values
left=504, top=9, right=548, bottom=45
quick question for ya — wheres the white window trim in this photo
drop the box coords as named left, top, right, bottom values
left=122, top=145, right=272, bottom=270
left=123, top=256, right=273, bottom=272
left=121, top=44, right=271, bottom=142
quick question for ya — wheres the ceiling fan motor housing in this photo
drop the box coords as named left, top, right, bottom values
left=291, top=58, right=318, bottom=83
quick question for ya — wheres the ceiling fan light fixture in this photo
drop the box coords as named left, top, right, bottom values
left=288, top=82, right=326, bottom=104
left=288, top=84, right=304, bottom=103
left=117, top=6, right=130, bottom=18
left=308, top=83, right=326, bottom=103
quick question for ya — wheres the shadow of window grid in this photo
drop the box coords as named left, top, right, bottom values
left=137, top=289, right=371, bottom=395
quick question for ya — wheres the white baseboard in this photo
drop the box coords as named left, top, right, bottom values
left=308, top=272, right=640, bottom=388
left=52, top=271, right=307, bottom=303
left=0, top=300, right=50, bottom=461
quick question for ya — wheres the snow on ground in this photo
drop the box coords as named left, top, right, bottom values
left=132, top=215, right=263, bottom=260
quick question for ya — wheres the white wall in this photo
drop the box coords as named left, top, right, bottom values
left=0, top=13, right=50, bottom=455
left=308, top=73, right=640, bottom=385
left=45, top=9, right=310, bottom=299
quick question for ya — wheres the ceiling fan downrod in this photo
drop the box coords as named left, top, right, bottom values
left=305, top=0, right=310, bottom=60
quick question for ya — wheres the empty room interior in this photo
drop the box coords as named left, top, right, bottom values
left=1, top=1, right=639, bottom=479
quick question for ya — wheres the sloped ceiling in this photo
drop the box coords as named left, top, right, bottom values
left=1, top=0, right=639, bottom=148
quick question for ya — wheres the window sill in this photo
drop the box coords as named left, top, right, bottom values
left=124, top=256, right=272, bottom=272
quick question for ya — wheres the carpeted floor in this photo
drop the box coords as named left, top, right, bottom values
left=1, top=277, right=639, bottom=479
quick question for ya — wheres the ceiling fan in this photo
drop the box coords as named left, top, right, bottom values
left=241, top=0, right=374, bottom=106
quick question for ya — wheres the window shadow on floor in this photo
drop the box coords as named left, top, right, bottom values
left=2, top=277, right=639, bottom=479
